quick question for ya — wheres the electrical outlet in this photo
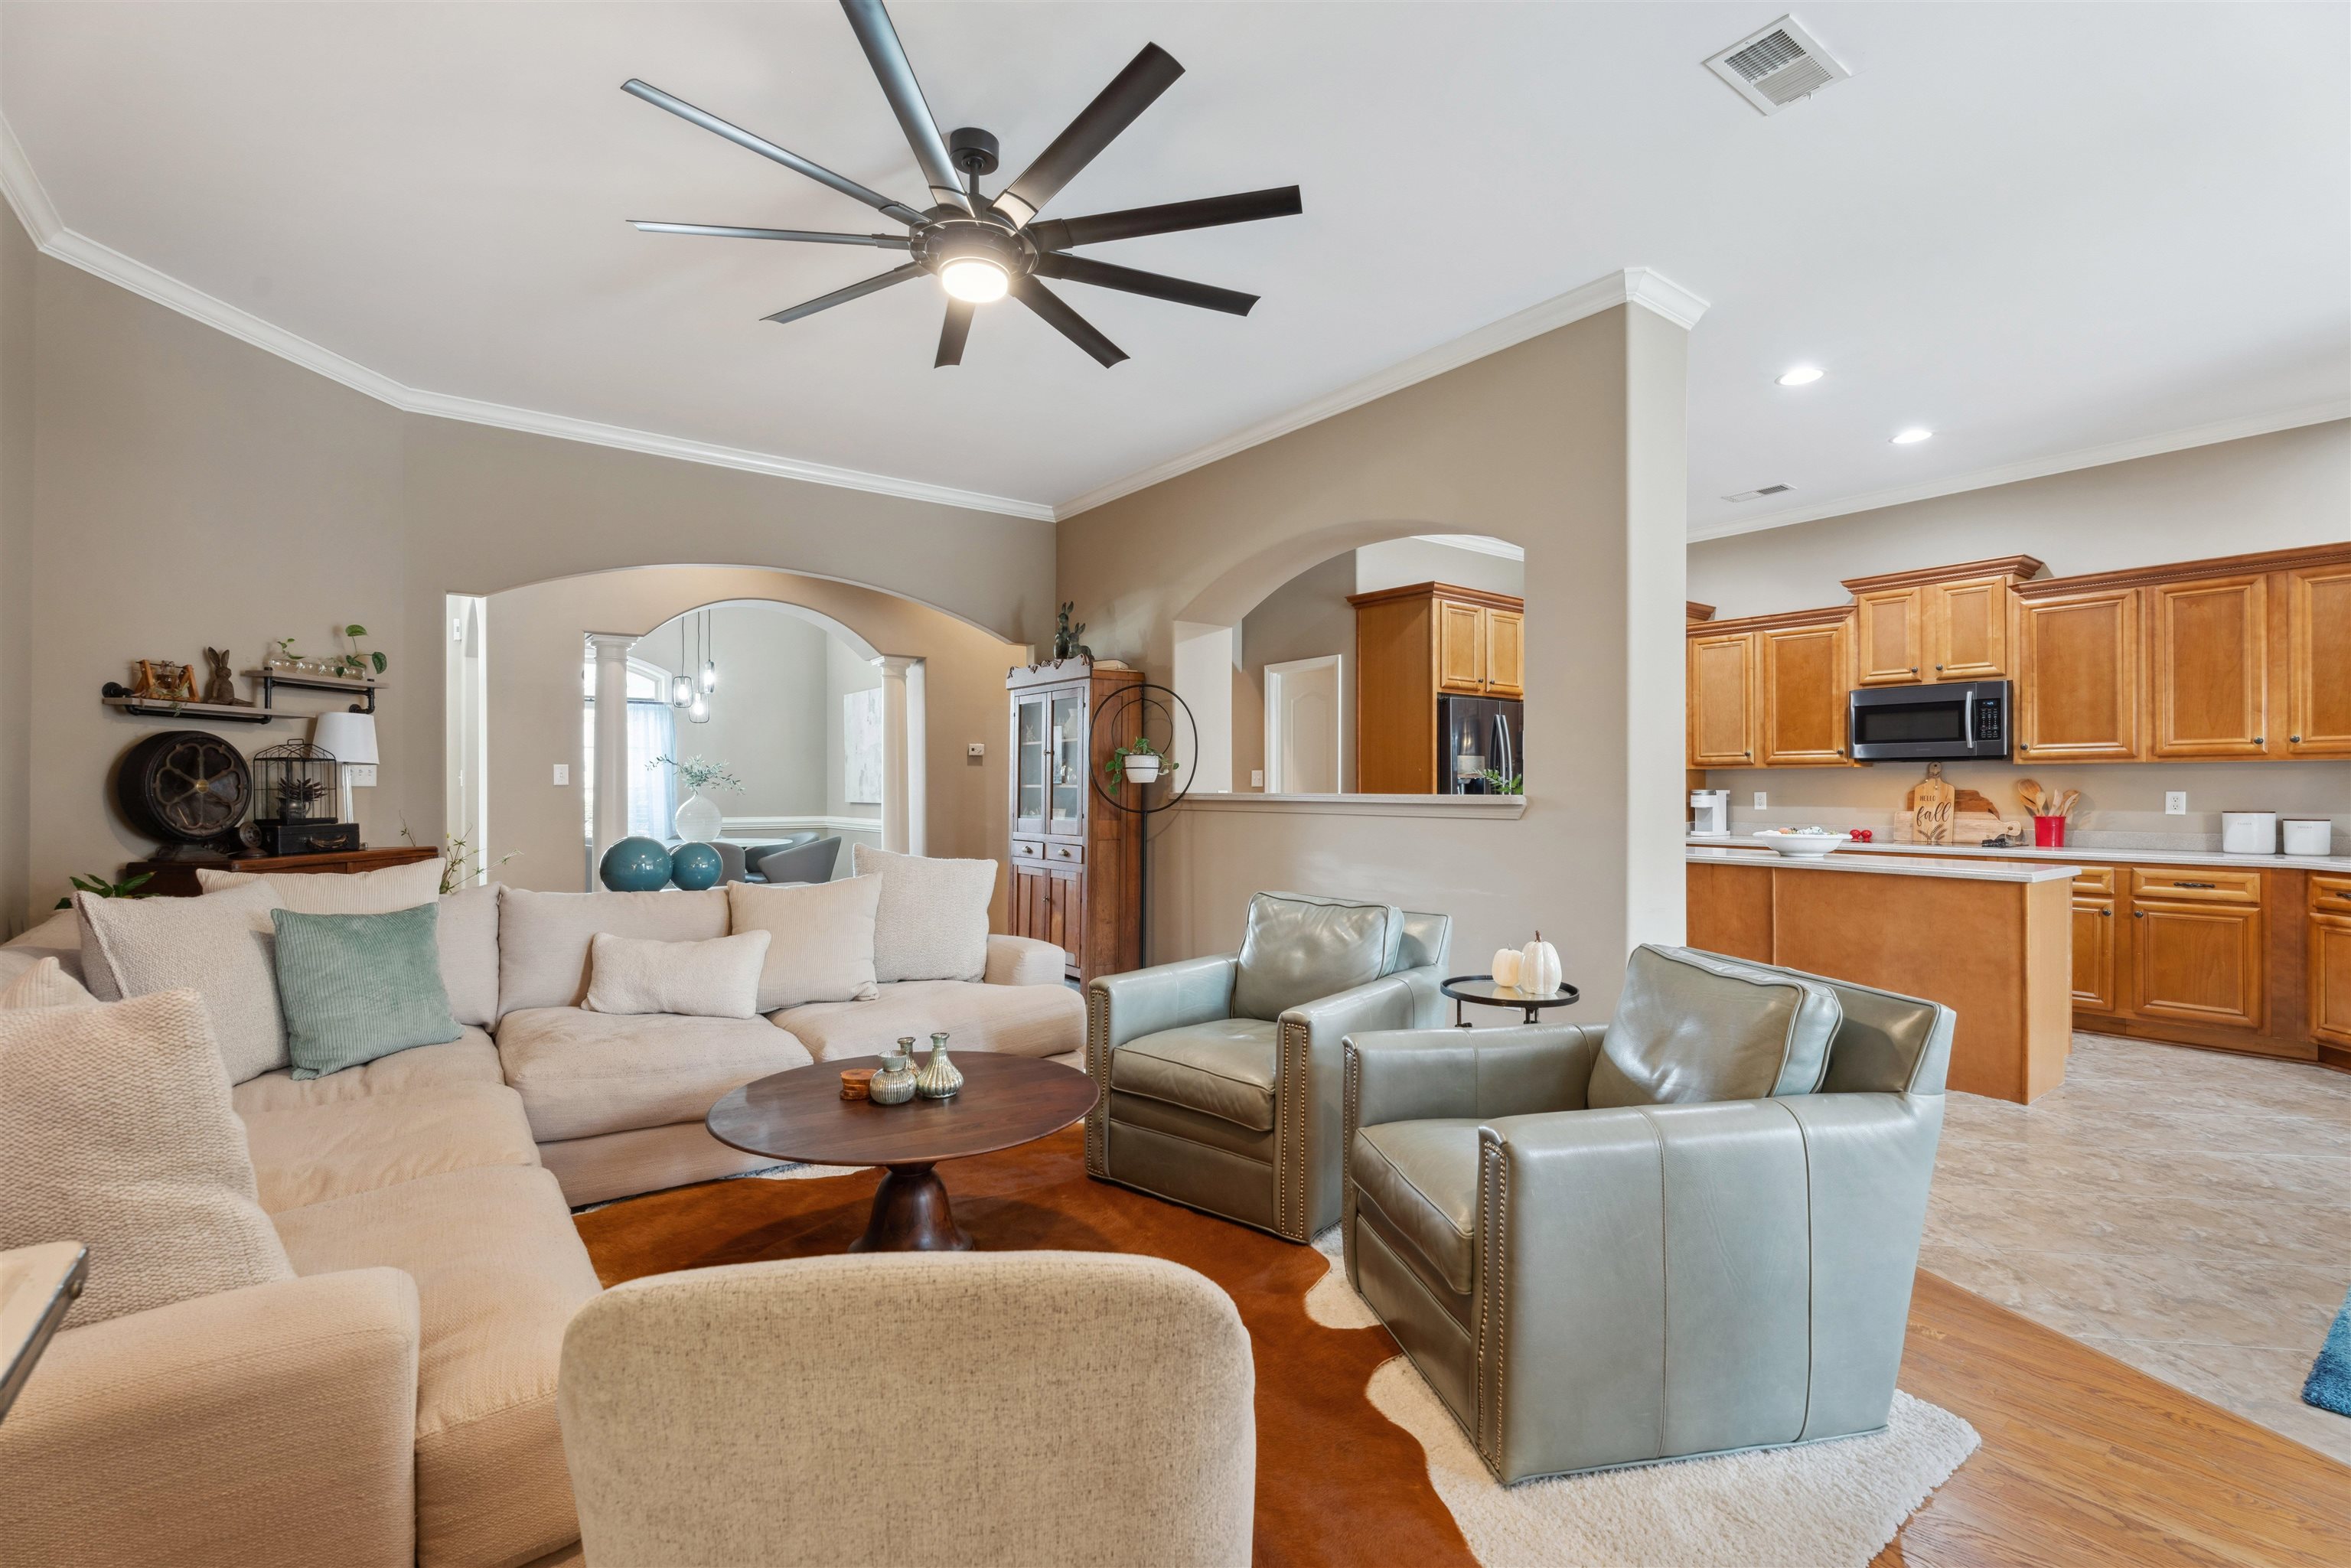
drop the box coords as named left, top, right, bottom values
left=1251, top=769, right=1264, bottom=788
left=1752, top=791, right=1769, bottom=810
left=552, top=764, right=569, bottom=787
left=967, top=742, right=986, bottom=759
left=2166, top=791, right=2187, bottom=815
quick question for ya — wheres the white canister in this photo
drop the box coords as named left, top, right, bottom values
left=2220, top=812, right=2278, bottom=856
left=2282, top=820, right=2333, bottom=858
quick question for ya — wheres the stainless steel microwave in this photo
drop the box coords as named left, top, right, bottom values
left=1847, top=680, right=2010, bottom=761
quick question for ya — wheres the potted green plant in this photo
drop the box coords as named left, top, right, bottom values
left=1103, top=738, right=1178, bottom=788
left=54, top=872, right=152, bottom=911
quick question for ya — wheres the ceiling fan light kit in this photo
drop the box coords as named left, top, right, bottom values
left=624, top=0, right=1301, bottom=368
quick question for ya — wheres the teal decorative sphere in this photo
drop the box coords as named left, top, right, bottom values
left=598, top=836, right=673, bottom=892
left=669, top=841, right=723, bottom=892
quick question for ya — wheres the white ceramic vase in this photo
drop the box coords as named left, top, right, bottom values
left=672, top=788, right=723, bottom=844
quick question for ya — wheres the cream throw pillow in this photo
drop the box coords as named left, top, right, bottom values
left=197, top=856, right=444, bottom=912
left=726, top=875, right=882, bottom=1012
left=584, top=931, right=771, bottom=1019
left=0, top=989, right=295, bottom=1327
left=851, top=845, right=995, bottom=983
left=77, top=881, right=289, bottom=1083
left=0, top=956, right=99, bottom=1011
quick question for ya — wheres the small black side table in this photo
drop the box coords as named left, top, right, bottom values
left=1440, top=975, right=1583, bottom=1027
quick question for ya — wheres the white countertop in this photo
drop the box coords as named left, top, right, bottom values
left=1685, top=835, right=2351, bottom=875
left=1686, top=847, right=2083, bottom=883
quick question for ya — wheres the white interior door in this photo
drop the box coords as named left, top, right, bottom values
left=1264, top=656, right=1343, bottom=794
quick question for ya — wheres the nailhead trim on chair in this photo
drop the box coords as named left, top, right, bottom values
left=1084, top=982, right=1112, bottom=1178
left=1340, top=1042, right=1363, bottom=1285
left=1273, top=1016, right=1312, bottom=1242
left=1475, top=1130, right=1509, bottom=1472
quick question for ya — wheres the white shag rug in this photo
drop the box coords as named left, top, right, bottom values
left=1307, top=1230, right=1980, bottom=1568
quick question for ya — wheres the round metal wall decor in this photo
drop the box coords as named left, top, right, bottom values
left=115, top=730, right=253, bottom=844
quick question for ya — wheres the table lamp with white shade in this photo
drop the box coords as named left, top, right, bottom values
left=311, top=712, right=379, bottom=830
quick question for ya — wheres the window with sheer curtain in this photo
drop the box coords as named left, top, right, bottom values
left=582, top=658, right=677, bottom=842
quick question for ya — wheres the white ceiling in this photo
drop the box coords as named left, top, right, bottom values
left=3, top=2, right=2345, bottom=533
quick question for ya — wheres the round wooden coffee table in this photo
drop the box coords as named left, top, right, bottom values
left=706, top=1053, right=1097, bottom=1253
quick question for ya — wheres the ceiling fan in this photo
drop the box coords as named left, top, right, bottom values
left=623, top=0, right=1302, bottom=368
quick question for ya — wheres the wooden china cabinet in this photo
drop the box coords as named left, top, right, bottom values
left=1005, top=658, right=1143, bottom=983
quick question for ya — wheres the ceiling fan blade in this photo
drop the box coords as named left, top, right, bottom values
left=935, top=299, right=975, bottom=367
left=622, top=79, right=929, bottom=227
left=1032, top=253, right=1257, bottom=316
left=1027, top=186, right=1303, bottom=250
left=1009, top=275, right=1127, bottom=367
left=631, top=222, right=912, bottom=248
left=837, top=0, right=973, bottom=215
left=995, top=44, right=1185, bottom=228
left=764, top=262, right=927, bottom=326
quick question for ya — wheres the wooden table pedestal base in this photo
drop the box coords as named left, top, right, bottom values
left=849, top=1164, right=974, bottom=1253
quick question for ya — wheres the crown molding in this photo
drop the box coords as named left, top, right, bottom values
left=1053, top=266, right=1712, bottom=519
left=0, top=116, right=1058, bottom=523
left=1687, top=399, right=2351, bottom=544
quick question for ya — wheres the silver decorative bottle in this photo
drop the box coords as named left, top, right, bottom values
left=870, top=1038, right=918, bottom=1105
left=915, top=1032, right=964, bottom=1100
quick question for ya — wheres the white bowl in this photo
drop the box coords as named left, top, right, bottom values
left=1753, top=831, right=1845, bottom=859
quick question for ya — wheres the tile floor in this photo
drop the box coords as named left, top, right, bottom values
left=1924, top=1031, right=2351, bottom=1463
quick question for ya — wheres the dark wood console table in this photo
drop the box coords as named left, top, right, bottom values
left=124, top=844, right=439, bottom=898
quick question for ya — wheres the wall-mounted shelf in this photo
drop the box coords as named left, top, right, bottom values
left=240, top=669, right=385, bottom=715
left=101, top=693, right=281, bottom=725
left=100, top=669, right=388, bottom=725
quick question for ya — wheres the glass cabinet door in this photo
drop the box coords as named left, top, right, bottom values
left=1016, top=696, right=1047, bottom=835
left=1049, top=690, right=1084, bottom=834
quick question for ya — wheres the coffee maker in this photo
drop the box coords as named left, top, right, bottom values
left=1689, top=789, right=1730, bottom=836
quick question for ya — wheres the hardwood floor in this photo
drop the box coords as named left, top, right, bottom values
left=1879, top=1271, right=2351, bottom=1566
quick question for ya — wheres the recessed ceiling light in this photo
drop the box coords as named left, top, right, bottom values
left=1776, top=365, right=1824, bottom=386
left=1892, top=427, right=1933, bottom=445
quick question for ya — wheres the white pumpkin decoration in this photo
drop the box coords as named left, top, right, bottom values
left=1491, top=947, right=1523, bottom=988
left=1518, top=933, right=1563, bottom=996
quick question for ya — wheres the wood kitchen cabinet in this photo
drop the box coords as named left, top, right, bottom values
left=2285, top=562, right=2351, bottom=757
left=1687, top=630, right=1758, bottom=768
left=1840, top=556, right=2041, bottom=686
left=1006, top=657, right=1141, bottom=983
left=2014, top=585, right=2141, bottom=761
left=2069, top=865, right=2118, bottom=1013
left=2131, top=898, right=2265, bottom=1032
left=2311, top=878, right=2351, bottom=1051
left=1758, top=615, right=1851, bottom=766
left=2148, top=574, right=2268, bottom=759
left=1852, top=589, right=1924, bottom=686
left=1352, top=582, right=1526, bottom=791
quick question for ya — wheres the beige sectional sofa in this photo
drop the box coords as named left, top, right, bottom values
left=0, top=872, right=1083, bottom=1568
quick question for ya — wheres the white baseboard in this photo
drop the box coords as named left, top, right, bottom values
left=721, top=815, right=882, bottom=839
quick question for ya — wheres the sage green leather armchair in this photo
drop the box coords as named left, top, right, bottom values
left=1342, top=944, right=1953, bottom=1483
left=1086, top=892, right=1450, bottom=1242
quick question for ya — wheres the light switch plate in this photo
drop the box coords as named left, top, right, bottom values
left=2166, top=791, right=2187, bottom=815
left=1251, top=769, right=1264, bottom=788
left=553, top=764, right=570, bottom=786
left=967, top=742, right=986, bottom=758
left=344, top=764, right=378, bottom=788
left=1752, top=791, right=1769, bottom=810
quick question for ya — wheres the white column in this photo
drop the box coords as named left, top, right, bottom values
left=588, top=632, right=634, bottom=880
left=904, top=658, right=928, bottom=857
left=878, top=655, right=919, bottom=854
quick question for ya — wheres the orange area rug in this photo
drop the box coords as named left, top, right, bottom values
left=574, top=1126, right=1475, bottom=1568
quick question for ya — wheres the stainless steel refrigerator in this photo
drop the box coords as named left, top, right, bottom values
left=1437, top=694, right=1522, bottom=794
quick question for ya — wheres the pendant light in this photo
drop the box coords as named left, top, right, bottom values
left=670, top=617, right=693, bottom=708
left=699, top=608, right=719, bottom=695
left=686, top=613, right=710, bottom=722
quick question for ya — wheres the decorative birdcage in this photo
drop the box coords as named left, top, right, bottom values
left=253, top=740, right=341, bottom=825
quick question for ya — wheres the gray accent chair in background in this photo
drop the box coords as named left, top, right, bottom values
left=748, top=836, right=840, bottom=886
left=1087, top=892, right=1450, bottom=1242
left=1342, top=944, right=1952, bottom=1484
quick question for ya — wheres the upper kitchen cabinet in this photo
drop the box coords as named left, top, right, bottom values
left=1758, top=613, right=1853, bottom=767
left=2148, top=574, right=2268, bottom=759
left=1839, top=556, right=2043, bottom=686
left=2014, top=585, right=2141, bottom=761
left=1353, top=582, right=1528, bottom=792
left=2285, top=559, right=2351, bottom=758
left=1687, top=629, right=1758, bottom=768
left=1483, top=607, right=1526, bottom=699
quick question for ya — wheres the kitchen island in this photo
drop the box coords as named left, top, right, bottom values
left=1687, top=847, right=2079, bottom=1103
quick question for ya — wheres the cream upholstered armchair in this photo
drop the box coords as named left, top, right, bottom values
left=556, top=1252, right=1254, bottom=1568
left=1087, top=892, right=1450, bottom=1241
left=1342, top=945, right=1952, bottom=1484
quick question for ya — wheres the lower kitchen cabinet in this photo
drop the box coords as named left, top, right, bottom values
left=2071, top=895, right=2118, bottom=1013
left=2312, top=877, right=2351, bottom=1052
left=2130, top=899, right=2265, bottom=1032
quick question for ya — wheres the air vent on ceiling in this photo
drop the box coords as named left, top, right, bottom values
left=1705, top=16, right=1851, bottom=116
left=1723, top=484, right=1795, bottom=503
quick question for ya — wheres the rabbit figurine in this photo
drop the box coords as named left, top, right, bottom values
left=201, top=648, right=252, bottom=707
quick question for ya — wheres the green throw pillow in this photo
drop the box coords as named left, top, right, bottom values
left=272, top=905, right=462, bottom=1080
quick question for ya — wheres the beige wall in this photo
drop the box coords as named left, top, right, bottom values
left=1690, top=420, right=2351, bottom=840
left=1354, top=536, right=1525, bottom=598
left=482, top=566, right=1017, bottom=910
left=1237, top=552, right=1358, bottom=793
left=5, top=243, right=1050, bottom=926
left=1058, top=303, right=1690, bottom=1012
left=0, top=208, right=34, bottom=933
left=635, top=605, right=833, bottom=822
